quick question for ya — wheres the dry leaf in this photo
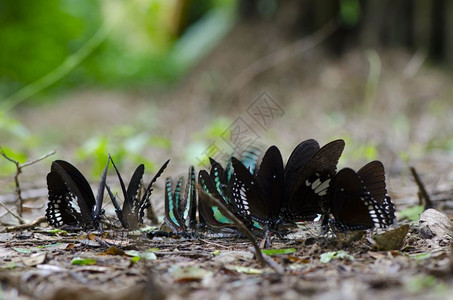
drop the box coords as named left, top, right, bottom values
left=372, top=224, right=410, bottom=251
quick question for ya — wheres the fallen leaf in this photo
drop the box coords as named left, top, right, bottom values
left=212, top=251, right=254, bottom=263
left=410, top=252, right=431, bottom=260
left=37, top=243, right=63, bottom=249
left=372, top=224, right=410, bottom=251
left=125, top=250, right=157, bottom=260
left=261, top=248, right=296, bottom=256
left=368, top=251, right=386, bottom=260
left=71, top=257, right=96, bottom=265
left=12, top=247, right=32, bottom=254
left=23, top=252, right=46, bottom=267
left=105, top=246, right=126, bottom=256
left=169, top=266, right=213, bottom=282
left=224, top=265, right=263, bottom=274
left=320, top=251, right=354, bottom=263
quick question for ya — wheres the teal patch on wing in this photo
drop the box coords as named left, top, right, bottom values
left=212, top=206, right=233, bottom=224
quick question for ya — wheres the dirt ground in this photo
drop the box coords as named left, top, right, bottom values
left=1, top=20, right=453, bottom=299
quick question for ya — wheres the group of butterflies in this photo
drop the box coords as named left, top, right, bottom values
left=45, top=138, right=396, bottom=238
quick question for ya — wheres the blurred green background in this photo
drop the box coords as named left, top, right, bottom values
left=1, top=0, right=453, bottom=180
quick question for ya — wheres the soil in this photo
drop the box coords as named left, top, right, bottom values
left=1, top=19, right=453, bottom=299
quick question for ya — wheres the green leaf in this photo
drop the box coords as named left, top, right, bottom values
left=12, top=247, right=32, bottom=254
left=212, top=250, right=220, bottom=256
left=125, top=250, right=157, bottom=260
left=397, top=205, right=424, bottom=221
left=320, top=251, right=354, bottom=263
left=225, top=265, right=263, bottom=274
left=261, top=248, right=296, bottom=256
left=71, top=257, right=96, bottom=265
left=37, top=243, right=63, bottom=249
left=131, top=256, right=141, bottom=264
left=411, top=252, right=431, bottom=260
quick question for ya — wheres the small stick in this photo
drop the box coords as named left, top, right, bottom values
left=5, top=216, right=46, bottom=232
left=197, top=187, right=266, bottom=268
left=0, top=201, right=26, bottom=224
left=0, top=147, right=56, bottom=221
left=410, top=166, right=432, bottom=209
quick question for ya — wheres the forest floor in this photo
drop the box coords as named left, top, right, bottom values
left=1, top=19, right=453, bottom=299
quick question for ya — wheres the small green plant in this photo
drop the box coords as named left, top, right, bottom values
left=76, top=125, right=171, bottom=176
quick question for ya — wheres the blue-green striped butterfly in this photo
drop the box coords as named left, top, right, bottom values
left=164, top=166, right=197, bottom=233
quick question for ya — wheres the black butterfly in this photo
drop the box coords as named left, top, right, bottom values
left=328, top=161, right=396, bottom=231
left=231, top=145, right=284, bottom=231
left=107, top=157, right=170, bottom=230
left=282, top=139, right=345, bottom=222
left=164, top=166, right=197, bottom=233
left=230, top=139, right=346, bottom=234
left=46, top=158, right=109, bottom=230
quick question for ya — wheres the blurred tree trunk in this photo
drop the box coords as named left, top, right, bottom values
left=237, top=0, right=453, bottom=65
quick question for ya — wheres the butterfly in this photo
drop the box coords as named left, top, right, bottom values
left=107, top=157, right=170, bottom=230
left=198, top=168, right=235, bottom=230
left=198, top=146, right=263, bottom=231
left=328, top=160, right=396, bottom=231
left=282, top=139, right=345, bottom=222
left=164, top=166, right=197, bottom=233
left=231, top=145, right=284, bottom=231
left=46, top=158, right=109, bottom=230
left=231, top=139, right=345, bottom=232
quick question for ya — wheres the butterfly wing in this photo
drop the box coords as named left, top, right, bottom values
left=284, top=139, right=320, bottom=198
left=92, top=157, right=109, bottom=229
left=358, top=161, right=396, bottom=226
left=285, top=139, right=345, bottom=221
left=50, top=160, right=96, bottom=228
left=329, top=168, right=375, bottom=231
left=198, top=170, right=234, bottom=229
left=46, top=171, right=78, bottom=227
left=330, top=167, right=394, bottom=231
left=231, top=157, right=268, bottom=225
left=357, top=161, right=388, bottom=205
left=123, top=164, right=145, bottom=229
left=180, top=166, right=197, bottom=230
left=238, top=144, right=263, bottom=175
left=208, top=158, right=235, bottom=204
left=164, top=177, right=185, bottom=232
left=254, top=146, right=284, bottom=221
left=140, top=159, right=170, bottom=224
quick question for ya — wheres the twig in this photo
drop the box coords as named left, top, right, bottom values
left=21, top=150, right=57, bottom=168
left=4, top=216, right=47, bottom=232
left=0, top=148, right=56, bottom=222
left=197, top=187, right=267, bottom=268
left=410, top=166, right=432, bottom=209
left=0, top=201, right=26, bottom=224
